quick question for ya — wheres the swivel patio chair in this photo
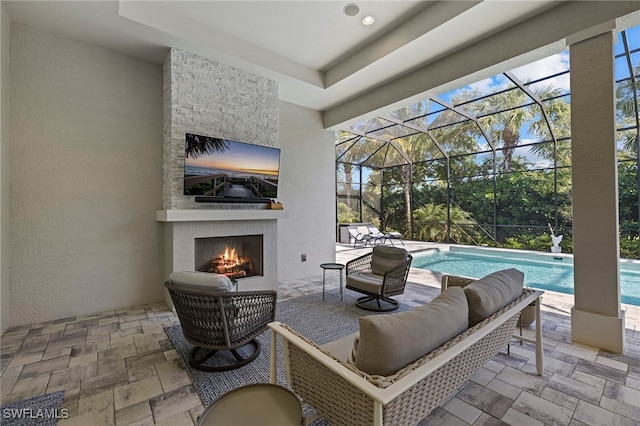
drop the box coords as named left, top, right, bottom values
left=165, top=271, right=277, bottom=372
left=346, top=245, right=413, bottom=311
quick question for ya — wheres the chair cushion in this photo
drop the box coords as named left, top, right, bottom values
left=356, top=226, right=370, bottom=235
left=320, top=332, right=359, bottom=362
left=463, top=268, right=524, bottom=326
left=354, top=286, right=469, bottom=376
left=370, top=245, right=408, bottom=276
left=346, top=273, right=384, bottom=295
left=169, top=271, right=233, bottom=292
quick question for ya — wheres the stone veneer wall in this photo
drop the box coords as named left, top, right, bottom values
left=162, top=49, right=279, bottom=210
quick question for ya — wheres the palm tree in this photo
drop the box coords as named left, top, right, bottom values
left=390, top=135, right=428, bottom=238
left=336, top=132, right=361, bottom=216
left=185, top=134, right=228, bottom=159
left=467, top=82, right=569, bottom=171
left=413, top=203, right=447, bottom=241
left=413, top=203, right=477, bottom=243
left=616, top=64, right=640, bottom=156
left=380, top=100, right=445, bottom=236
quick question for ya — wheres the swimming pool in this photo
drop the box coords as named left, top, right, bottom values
left=413, top=246, right=640, bottom=306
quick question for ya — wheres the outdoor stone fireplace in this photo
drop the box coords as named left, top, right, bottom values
left=195, top=234, right=263, bottom=279
left=158, top=49, right=285, bottom=309
left=156, top=209, right=285, bottom=309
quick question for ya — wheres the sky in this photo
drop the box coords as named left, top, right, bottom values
left=186, top=139, right=281, bottom=175
left=440, top=24, right=639, bottom=104
left=340, top=24, right=640, bottom=179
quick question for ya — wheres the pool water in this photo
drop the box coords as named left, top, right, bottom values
left=413, top=247, right=640, bottom=306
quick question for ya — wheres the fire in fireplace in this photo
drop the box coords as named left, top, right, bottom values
left=211, top=246, right=252, bottom=278
left=195, top=235, right=263, bottom=279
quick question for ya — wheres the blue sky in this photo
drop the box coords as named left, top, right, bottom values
left=341, top=24, right=640, bottom=178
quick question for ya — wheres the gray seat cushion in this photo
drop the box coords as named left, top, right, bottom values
left=346, top=273, right=384, bottom=295
left=169, top=271, right=233, bottom=292
left=354, top=286, right=469, bottom=376
left=463, top=268, right=524, bottom=326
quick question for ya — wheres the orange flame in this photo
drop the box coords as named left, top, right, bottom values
left=219, top=247, right=244, bottom=266
left=212, top=246, right=250, bottom=278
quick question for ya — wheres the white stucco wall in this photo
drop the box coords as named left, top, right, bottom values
left=9, top=23, right=164, bottom=326
left=3, top=23, right=338, bottom=328
left=0, top=6, right=10, bottom=334
left=277, top=101, right=336, bottom=281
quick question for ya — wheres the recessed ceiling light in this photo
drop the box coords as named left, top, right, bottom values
left=344, top=3, right=360, bottom=16
left=362, top=15, right=375, bottom=25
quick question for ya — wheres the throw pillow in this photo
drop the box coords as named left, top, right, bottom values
left=464, top=268, right=524, bottom=326
left=354, top=286, right=468, bottom=376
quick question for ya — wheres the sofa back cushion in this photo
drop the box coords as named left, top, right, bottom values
left=370, top=245, right=409, bottom=276
left=464, top=268, right=524, bottom=326
left=354, top=286, right=468, bottom=376
left=169, top=271, right=233, bottom=292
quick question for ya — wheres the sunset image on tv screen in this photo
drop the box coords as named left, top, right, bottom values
left=183, top=133, right=280, bottom=199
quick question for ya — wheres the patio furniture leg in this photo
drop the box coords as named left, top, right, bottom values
left=535, top=297, right=544, bottom=375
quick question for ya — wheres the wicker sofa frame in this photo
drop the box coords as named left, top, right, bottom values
left=268, top=285, right=543, bottom=426
left=165, top=281, right=277, bottom=372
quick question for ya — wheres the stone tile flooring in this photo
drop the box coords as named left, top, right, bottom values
left=1, top=241, right=639, bottom=425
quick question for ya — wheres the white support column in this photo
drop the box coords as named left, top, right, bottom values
left=569, top=27, right=625, bottom=353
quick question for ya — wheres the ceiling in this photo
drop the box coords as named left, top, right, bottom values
left=4, top=0, right=562, bottom=114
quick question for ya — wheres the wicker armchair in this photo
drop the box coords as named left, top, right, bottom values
left=165, top=279, right=277, bottom=372
left=345, top=245, right=412, bottom=311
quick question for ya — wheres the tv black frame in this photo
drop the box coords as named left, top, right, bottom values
left=183, top=133, right=280, bottom=203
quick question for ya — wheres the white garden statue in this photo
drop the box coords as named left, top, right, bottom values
left=548, top=223, right=563, bottom=253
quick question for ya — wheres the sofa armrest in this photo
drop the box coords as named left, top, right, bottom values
left=269, top=322, right=387, bottom=426
left=440, top=274, right=476, bottom=292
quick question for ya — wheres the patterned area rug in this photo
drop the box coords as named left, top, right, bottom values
left=0, top=391, right=65, bottom=426
left=165, top=291, right=409, bottom=420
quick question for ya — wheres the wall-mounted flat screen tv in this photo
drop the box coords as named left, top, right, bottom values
left=183, top=133, right=280, bottom=202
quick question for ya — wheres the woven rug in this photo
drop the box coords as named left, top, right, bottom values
left=165, top=290, right=409, bottom=421
left=0, top=391, right=65, bottom=426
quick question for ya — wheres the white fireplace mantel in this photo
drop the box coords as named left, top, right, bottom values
left=159, top=208, right=283, bottom=308
left=156, top=209, right=288, bottom=222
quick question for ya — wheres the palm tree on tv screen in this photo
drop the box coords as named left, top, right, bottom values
left=185, top=134, right=229, bottom=159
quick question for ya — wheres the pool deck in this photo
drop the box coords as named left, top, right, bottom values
left=1, top=240, right=638, bottom=425
left=333, top=240, right=640, bottom=339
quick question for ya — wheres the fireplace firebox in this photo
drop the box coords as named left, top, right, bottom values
left=194, top=235, right=263, bottom=279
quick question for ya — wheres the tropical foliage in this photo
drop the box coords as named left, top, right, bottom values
left=336, top=32, right=640, bottom=259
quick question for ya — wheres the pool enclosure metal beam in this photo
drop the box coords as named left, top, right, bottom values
left=431, top=98, right=496, bottom=152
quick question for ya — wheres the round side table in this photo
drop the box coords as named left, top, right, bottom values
left=320, top=262, right=344, bottom=301
left=197, top=383, right=302, bottom=426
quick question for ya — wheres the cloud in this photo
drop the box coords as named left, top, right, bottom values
left=510, top=51, right=571, bottom=93
left=440, top=51, right=571, bottom=103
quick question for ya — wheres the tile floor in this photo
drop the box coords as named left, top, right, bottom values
left=1, top=242, right=639, bottom=425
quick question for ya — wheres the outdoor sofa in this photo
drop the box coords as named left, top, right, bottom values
left=269, top=269, right=544, bottom=426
